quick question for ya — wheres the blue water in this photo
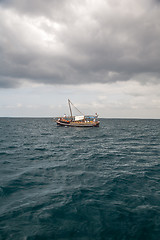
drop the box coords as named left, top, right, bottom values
left=0, top=118, right=160, bottom=240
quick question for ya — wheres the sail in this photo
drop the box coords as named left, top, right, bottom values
left=75, top=116, right=84, bottom=121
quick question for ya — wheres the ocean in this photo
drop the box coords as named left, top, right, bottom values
left=0, top=118, right=160, bottom=240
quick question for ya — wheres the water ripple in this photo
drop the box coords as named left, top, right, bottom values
left=0, top=118, right=160, bottom=239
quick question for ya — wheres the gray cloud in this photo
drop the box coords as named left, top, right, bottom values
left=0, top=0, right=160, bottom=88
left=0, top=0, right=78, bottom=22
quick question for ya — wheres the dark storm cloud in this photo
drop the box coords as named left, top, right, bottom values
left=0, top=0, right=160, bottom=88
left=0, top=0, right=76, bottom=22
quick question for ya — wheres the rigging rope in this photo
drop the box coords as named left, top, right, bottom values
left=68, top=99, right=84, bottom=116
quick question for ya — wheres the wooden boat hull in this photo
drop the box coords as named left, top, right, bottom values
left=55, top=99, right=100, bottom=127
left=56, top=120, right=99, bottom=127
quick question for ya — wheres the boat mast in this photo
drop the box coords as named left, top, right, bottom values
left=68, top=99, right=84, bottom=116
left=68, top=99, right=72, bottom=117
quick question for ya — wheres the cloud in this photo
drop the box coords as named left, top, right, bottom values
left=1, top=81, right=160, bottom=118
left=0, top=0, right=160, bottom=88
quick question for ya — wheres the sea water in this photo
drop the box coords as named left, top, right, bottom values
left=0, top=118, right=160, bottom=240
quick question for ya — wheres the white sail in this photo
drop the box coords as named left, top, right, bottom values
left=75, top=116, right=84, bottom=121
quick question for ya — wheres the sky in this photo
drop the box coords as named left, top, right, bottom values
left=0, top=0, right=160, bottom=118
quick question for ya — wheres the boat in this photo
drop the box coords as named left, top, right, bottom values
left=56, top=99, right=100, bottom=127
